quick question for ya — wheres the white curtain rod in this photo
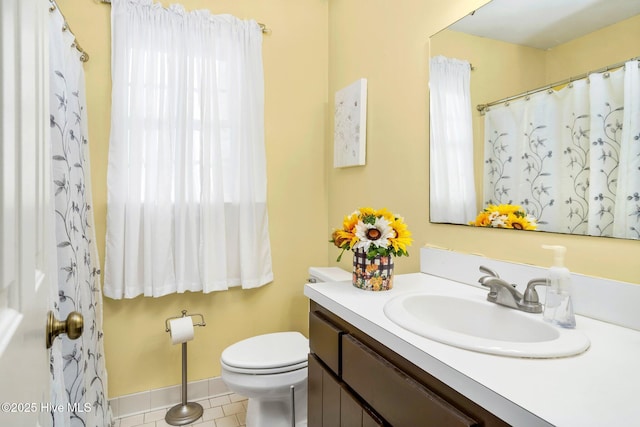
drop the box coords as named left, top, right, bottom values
left=99, top=0, right=271, bottom=33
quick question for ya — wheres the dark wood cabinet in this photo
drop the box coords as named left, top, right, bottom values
left=308, top=301, right=511, bottom=427
left=308, top=353, right=384, bottom=427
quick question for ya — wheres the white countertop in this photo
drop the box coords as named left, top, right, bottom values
left=304, top=273, right=640, bottom=427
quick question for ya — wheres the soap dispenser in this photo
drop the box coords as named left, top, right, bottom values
left=542, top=245, right=576, bottom=328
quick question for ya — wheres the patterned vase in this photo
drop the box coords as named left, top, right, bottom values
left=352, top=248, right=394, bottom=291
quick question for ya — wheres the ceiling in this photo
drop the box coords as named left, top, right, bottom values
left=448, top=0, right=640, bottom=50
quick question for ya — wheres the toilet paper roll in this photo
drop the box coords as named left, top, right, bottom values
left=169, top=316, right=194, bottom=345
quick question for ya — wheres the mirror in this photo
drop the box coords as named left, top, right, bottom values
left=429, top=0, right=640, bottom=239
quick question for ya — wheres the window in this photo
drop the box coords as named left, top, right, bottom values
left=104, top=0, right=273, bottom=298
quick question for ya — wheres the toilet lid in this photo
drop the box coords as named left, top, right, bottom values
left=221, top=332, right=309, bottom=372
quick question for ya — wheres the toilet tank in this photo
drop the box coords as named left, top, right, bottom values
left=308, top=267, right=351, bottom=283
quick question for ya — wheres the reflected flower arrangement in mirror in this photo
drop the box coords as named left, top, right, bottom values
left=470, top=204, right=537, bottom=230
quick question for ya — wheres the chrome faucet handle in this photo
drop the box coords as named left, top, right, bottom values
left=479, top=265, right=500, bottom=278
left=523, top=278, right=549, bottom=304
left=518, top=278, right=549, bottom=313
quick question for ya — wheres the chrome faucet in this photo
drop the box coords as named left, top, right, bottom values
left=478, top=266, right=548, bottom=313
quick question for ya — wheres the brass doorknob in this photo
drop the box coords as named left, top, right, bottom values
left=46, top=311, right=84, bottom=349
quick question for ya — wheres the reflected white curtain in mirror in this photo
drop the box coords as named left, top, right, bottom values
left=483, top=60, right=640, bottom=239
left=104, top=0, right=273, bottom=298
left=429, top=56, right=477, bottom=224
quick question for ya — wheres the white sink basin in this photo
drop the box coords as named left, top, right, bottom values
left=383, top=293, right=590, bottom=358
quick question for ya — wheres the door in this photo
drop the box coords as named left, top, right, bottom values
left=0, top=0, right=53, bottom=425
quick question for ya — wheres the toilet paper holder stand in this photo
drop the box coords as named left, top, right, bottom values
left=165, top=309, right=206, bottom=332
left=164, top=309, right=206, bottom=426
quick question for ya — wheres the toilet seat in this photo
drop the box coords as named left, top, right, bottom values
left=221, top=332, right=309, bottom=375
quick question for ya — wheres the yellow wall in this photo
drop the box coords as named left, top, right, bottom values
left=58, top=0, right=640, bottom=400
left=328, top=0, right=489, bottom=276
left=328, top=0, right=640, bottom=284
left=546, top=13, right=640, bottom=81
left=56, top=0, right=328, bottom=397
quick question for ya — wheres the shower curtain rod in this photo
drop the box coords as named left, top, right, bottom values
left=476, top=56, right=640, bottom=114
left=99, top=0, right=271, bottom=33
left=50, top=1, right=90, bottom=62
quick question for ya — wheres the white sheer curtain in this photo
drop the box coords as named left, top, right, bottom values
left=429, top=55, right=477, bottom=224
left=483, top=60, right=640, bottom=239
left=104, top=0, right=273, bottom=299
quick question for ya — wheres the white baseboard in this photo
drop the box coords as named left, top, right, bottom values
left=109, top=376, right=230, bottom=419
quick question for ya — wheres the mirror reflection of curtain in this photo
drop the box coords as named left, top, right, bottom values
left=429, top=56, right=477, bottom=224
left=614, top=62, right=640, bottom=238
left=483, top=60, right=640, bottom=239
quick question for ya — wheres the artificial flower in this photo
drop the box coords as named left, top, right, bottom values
left=354, top=216, right=394, bottom=252
left=331, top=207, right=412, bottom=261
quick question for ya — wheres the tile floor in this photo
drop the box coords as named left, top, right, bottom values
left=113, top=393, right=247, bottom=427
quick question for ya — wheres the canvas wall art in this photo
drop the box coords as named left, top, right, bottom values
left=334, top=78, right=367, bottom=168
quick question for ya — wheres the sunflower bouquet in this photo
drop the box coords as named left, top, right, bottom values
left=469, top=204, right=537, bottom=230
left=331, top=207, right=413, bottom=262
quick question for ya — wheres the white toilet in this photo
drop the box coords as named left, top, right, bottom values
left=220, top=267, right=351, bottom=427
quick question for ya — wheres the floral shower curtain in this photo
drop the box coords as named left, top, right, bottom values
left=49, top=3, right=111, bottom=426
left=483, top=60, right=640, bottom=239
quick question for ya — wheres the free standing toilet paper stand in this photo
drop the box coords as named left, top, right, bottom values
left=165, top=310, right=206, bottom=425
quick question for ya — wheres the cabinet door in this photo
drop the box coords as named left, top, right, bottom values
left=341, top=387, right=385, bottom=427
left=309, top=353, right=386, bottom=427
left=340, top=386, right=363, bottom=427
left=322, top=366, right=342, bottom=427
left=308, top=355, right=324, bottom=427
left=308, top=354, right=341, bottom=427
left=362, top=408, right=385, bottom=427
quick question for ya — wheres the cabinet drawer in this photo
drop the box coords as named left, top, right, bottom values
left=342, top=334, right=478, bottom=427
left=309, top=311, right=344, bottom=375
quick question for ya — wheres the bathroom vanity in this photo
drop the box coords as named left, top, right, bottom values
left=304, top=248, right=640, bottom=426
left=308, top=302, right=508, bottom=426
